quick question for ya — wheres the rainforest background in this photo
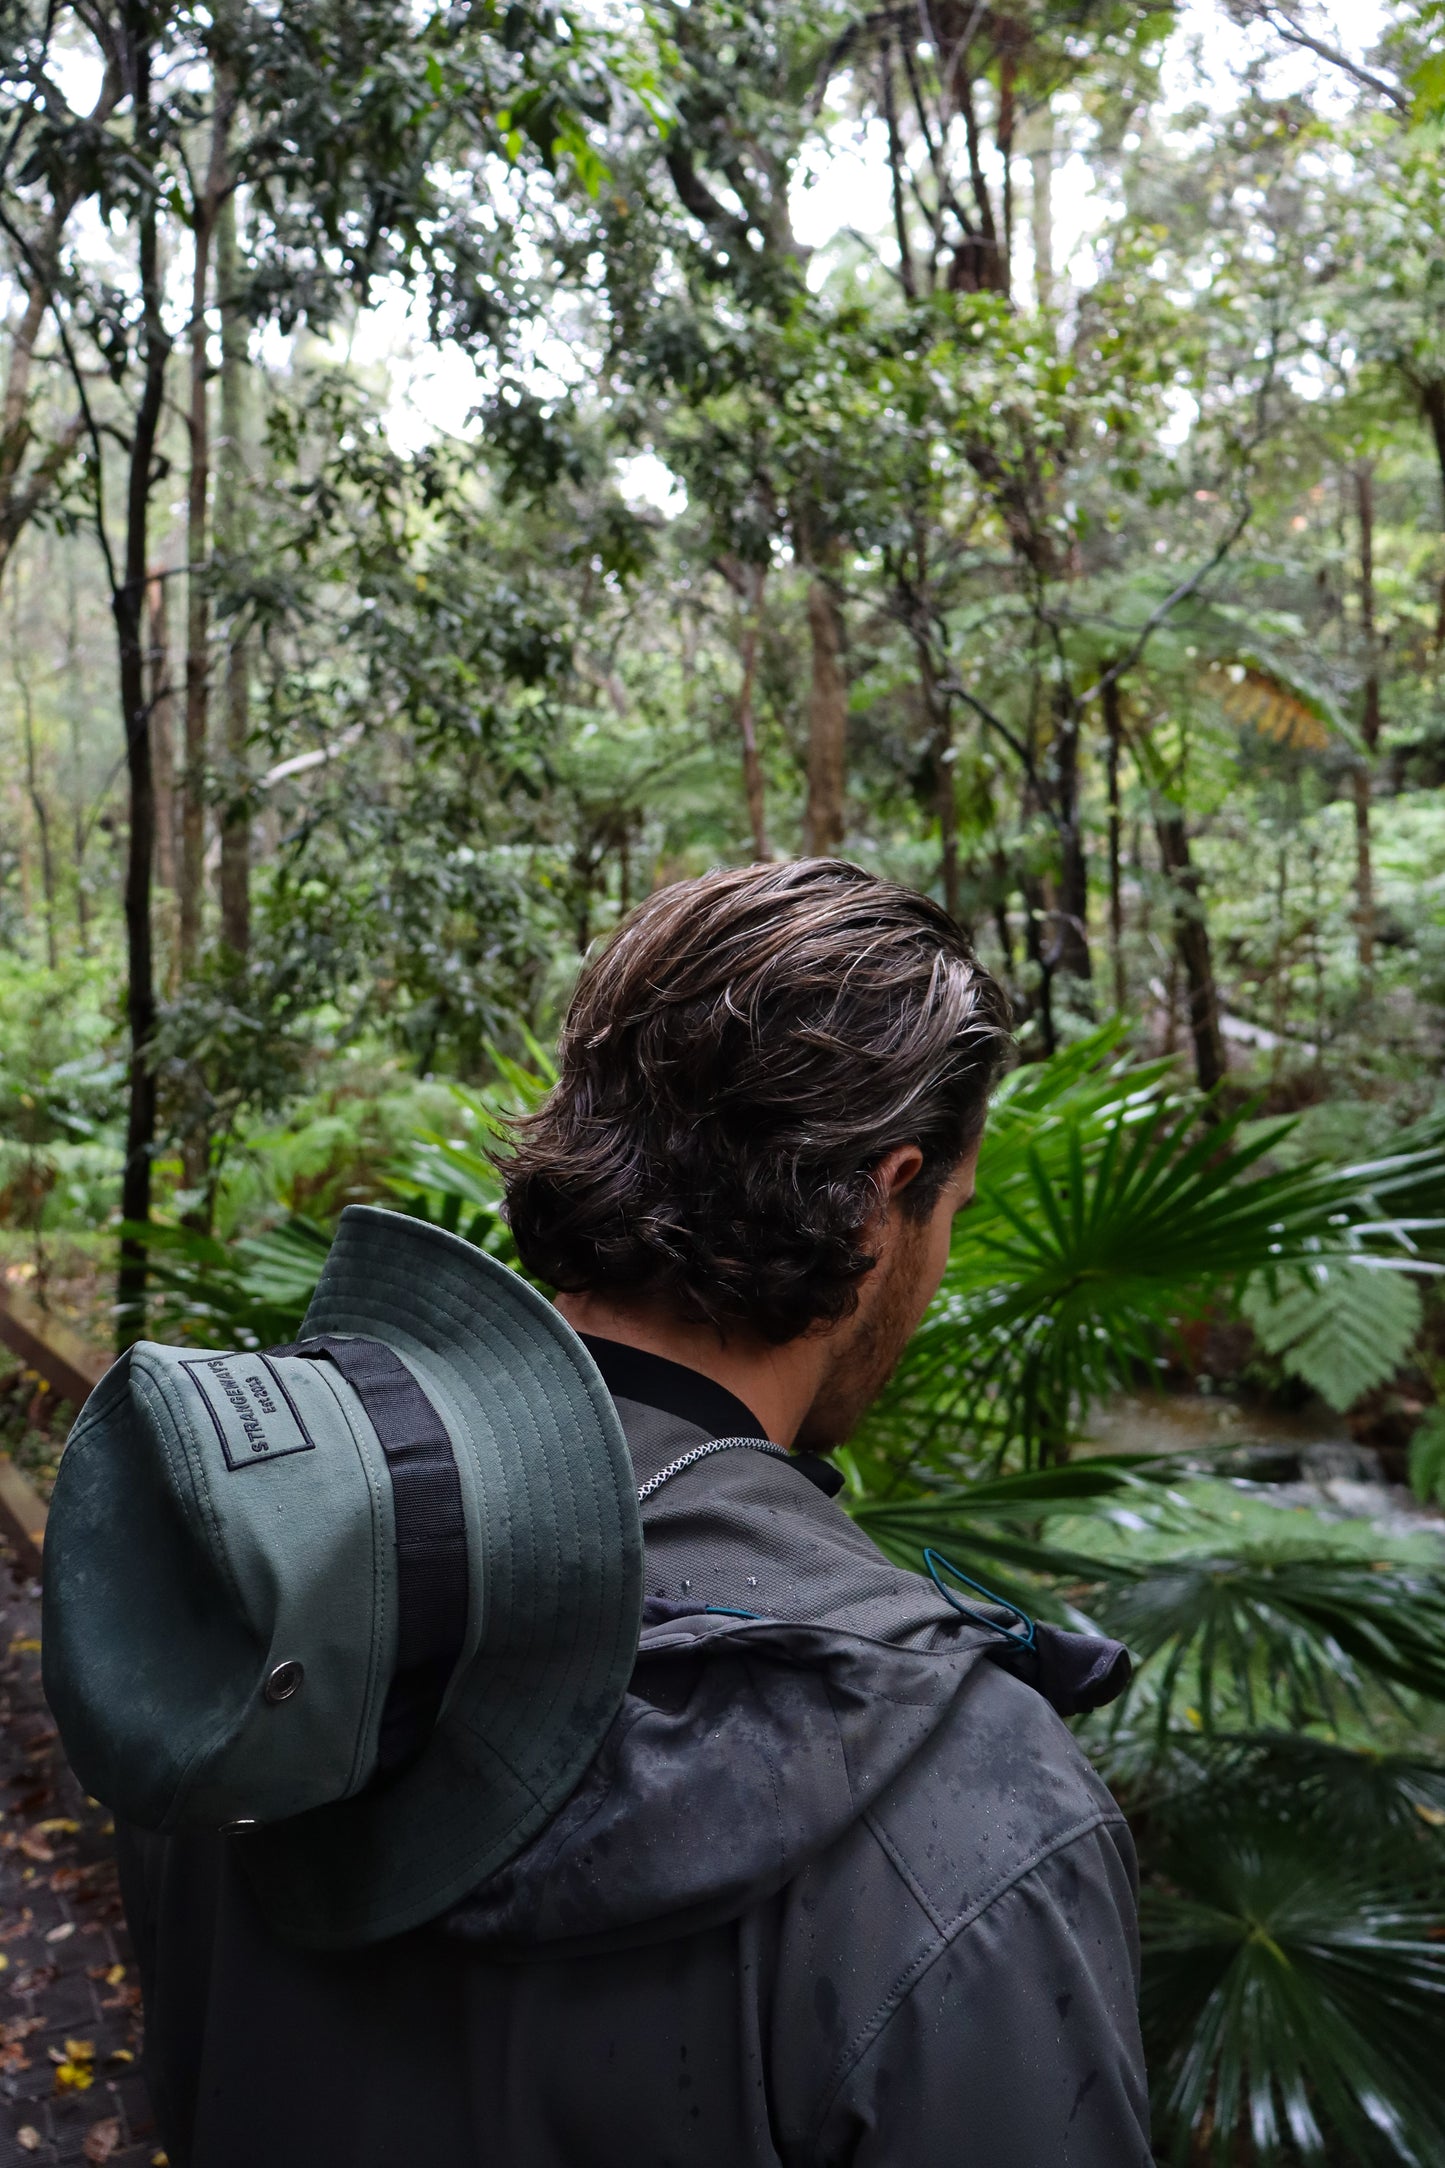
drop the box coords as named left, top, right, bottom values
left=4, top=0, right=1445, bottom=2159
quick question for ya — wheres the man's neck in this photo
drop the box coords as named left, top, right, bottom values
left=552, top=1291, right=831, bottom=1449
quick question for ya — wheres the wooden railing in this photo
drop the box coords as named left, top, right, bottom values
left=0, top=1283, right=110, bottom=1573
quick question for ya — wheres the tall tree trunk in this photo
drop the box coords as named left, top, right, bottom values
left=735, top=563, right=769, bottom=860
left=65, top=557, right=89, bottom=952
left=1021, top=870, right=1057, bottom=1057
left=1155, top=803, right=1225, bottom=1096
left=804, top=573, right=847, bottom=857
left=880, top=36, right=918, bottom=300
left=147, top=571, right=177, bottom=892
left=180, top=219, right=212, bottom=974
left=917, top=636, right=961, bottom=922
left=1353, top=460, right=1381, bottom=981
left=997, top=49, right=1016, bottom=301
left=1417, top=378, right=1445, bottom=658
left=0, top=242, right=86, bottom=594
left=1027, top=104, right=1054, bottom=314
left=179, top=93, right=230, bottom=973
left=116, top=26, right=172, bottom=1343
left=990, top=851, right=1016, bottom=978
left=1103, top=676, right=1126, bottom=1011
left=215, top=179, right=251, bottom=956
left=16, top=667, right=58, bottom=971
left=1050, top=697, right=1093, bottom=993
left=0, top=63, right=120, bottom=593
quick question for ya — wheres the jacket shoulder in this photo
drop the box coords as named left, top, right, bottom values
left=767, top=1661, right=1147, bottom=2166
left=865, top=1653, right=1127, bottom=1933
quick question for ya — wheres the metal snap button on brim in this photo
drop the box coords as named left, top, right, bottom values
left=221, top=1817, right=257, bottom=1836
left=264, top=1659, right=305, bottom=1705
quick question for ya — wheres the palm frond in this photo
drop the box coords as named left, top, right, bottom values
left=1142, top=1798, right=1445, bottom=2165
left=136, top=1216, right=332, bottom=1347
left=862, top=1070, right=1445, bottom=1473
left=1096, top=1545, right=1445, bottom=1731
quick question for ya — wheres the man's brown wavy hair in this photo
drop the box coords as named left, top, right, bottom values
left=502, top=859, right=1013, bottom=1343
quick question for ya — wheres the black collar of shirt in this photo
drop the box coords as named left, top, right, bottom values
left=579, top=1336, right=845, bottom=1499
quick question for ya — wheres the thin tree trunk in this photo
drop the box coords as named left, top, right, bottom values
left=990, top=852, right=1015, bottom=978
left=918, top=639, right=960, bottom=922
left=880, top=37, right=918, bottom=301
left=65, top=557, right=88, bottom=952
left=1050, top=698, right=1093, bottom=992
left=147, top=571, right=177, bottom=891
left=1021, top=869, right=1057, bottom=1056
left=0, top=64, right=120, bottom=593
left=804, top=573, right=847, bottom=857
left=180, top=218, right=212, bottom=972
left=1420, top=377, right=1445, bottom=527
left=179, top=93, right=230, bottom=973
left=1028, top=105, right=1053, bottom=314
left=15, top=654, right=58, bottom=970
left=116, top=28, right=172, bottom=1343
left=1353, top=460, right=1380, bottom=981
left=1155, top=803, right=1225, bottom=1096
left=0, top=244, right=86, bottom=594
left=735, top=563, right=769, bottom=860
left=1103, top=676, right=1126, bottom=1011
left=215, top=179, right=251, bottom=956
left=998, top=49, right=1016, bottom=302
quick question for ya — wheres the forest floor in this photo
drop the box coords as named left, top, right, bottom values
left=0, top=1535, right=156, bottom=2167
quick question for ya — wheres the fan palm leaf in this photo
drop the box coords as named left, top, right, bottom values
left=861, top=1056, right=1445, bottom=1475
left=1142, top=1803, right=1445, bottom=2166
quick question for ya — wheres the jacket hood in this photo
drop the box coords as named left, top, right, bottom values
left=441, top=1599, right=1128, bottom=1957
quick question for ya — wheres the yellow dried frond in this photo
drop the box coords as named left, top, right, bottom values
left=1208, top=665, right=1332, bottom=750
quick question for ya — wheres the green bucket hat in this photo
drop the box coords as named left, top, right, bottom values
left=42, top=1205, right=643, bottom=1949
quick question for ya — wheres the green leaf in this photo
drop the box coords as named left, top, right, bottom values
left=1408, top=1407, right=1445, bottom=1507
left=1142, top=1797, right=1445, bottom=2165
left=1411, top=48, right=1445, bottom=121
left=1097, top=1542, right=1445, bottom=1730
left=1242, top=1264, right=1423, bottom=1411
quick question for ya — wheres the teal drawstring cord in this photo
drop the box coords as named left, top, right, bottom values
left=923, top=1548, right=1037, bottom=1652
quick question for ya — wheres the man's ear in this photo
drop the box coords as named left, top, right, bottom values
left=873, top=1144, right=925, bottom=1205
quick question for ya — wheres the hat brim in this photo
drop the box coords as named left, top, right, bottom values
left=239, top=1206, right=642, bottom=1948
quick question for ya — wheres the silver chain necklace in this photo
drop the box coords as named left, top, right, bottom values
left=636, top=1435, right=790, bottom=1505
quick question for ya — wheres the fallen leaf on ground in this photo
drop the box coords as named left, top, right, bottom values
left=17, top=1835, right=53, bottom=1863
left=83, top=2115, right=121, bottom=2162
left=15, top=2125, right=40, bottom=2152
left=65, top=2038, right=97, bottom=2062
left=9, top=1638, right=40, bottom=1654
left=35, top=1818, right=79, bottom=1837
left=46, top=1921, right=75, bottom=1943
left=108, top=2046, right=134, bottom=2064
left=54, top=2056, right=95, bottom=2091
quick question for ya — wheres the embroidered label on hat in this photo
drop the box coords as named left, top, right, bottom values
left=181, top=1355, right=316, bottom=1472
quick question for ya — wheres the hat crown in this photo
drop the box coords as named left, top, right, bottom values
left=43, top=1208, right=644, bottom=1948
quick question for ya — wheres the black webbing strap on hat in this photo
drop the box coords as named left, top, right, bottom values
left=275, top=1335, right=469, bottom=1775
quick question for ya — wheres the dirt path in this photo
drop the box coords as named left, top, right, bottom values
left=0, top=1539, right=157, bottom=2167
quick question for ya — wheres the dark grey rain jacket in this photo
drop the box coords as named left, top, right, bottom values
left=117, top=1341, right=1152, bottom=2168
